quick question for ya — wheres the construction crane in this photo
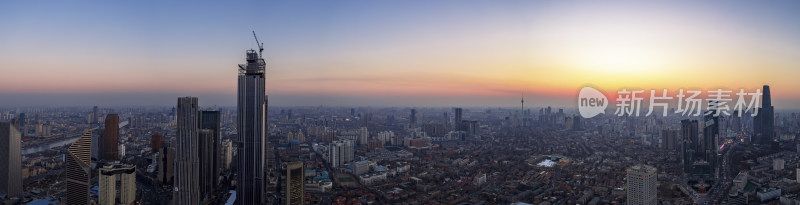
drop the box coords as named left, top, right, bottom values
left=252, top=30, right=264, bottom=57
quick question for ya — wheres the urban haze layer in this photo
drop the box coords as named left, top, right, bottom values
left=1, top=57, right=799, bottom=205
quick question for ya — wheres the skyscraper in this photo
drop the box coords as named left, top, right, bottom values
left=198, top=129, right=215, bottom=201
left=237, top=48, right=267, bottom=204
left=199, top=110, right=221, bottom=198
left=409, top=109, right=417, bottom=125
left=158, top=145, right=175, bottom=185
left=754, top=85, right=774, bottom=144
left=103, top=114, right=119, bottom=161
left=453, top=107, right=463, bottom=131
left=0, top=122, right=22, bottom=197
left=92, top=106, right=98, bottom=126
left=284, top=161, right=304, bottom=205
left=328, top=139, right=354, bottom=168
left=151, top=131, right=164, bottom=152
left=661, top=129, right=678, bottom=151
left=222, top=139, right=233, bottom=170
left=66, top=130, right=92, bottom=205
left=359, top=126, right=368, bottom=145
left=704, top=101, right=720, bottom=179
left=99, top=163, right=136, bottom=205
left=681, top=119, right=699, bottom=174
left=626, top=165, right=657, bottom=205
left=17, top=113, right=26, bottom=139
left=174, top=97, right=199, bottom=205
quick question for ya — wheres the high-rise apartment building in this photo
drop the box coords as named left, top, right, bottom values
left=626, top=165, right=657, bottom=205
left=329, top=139, right=354, bottom=168
left=99, top=163, right=136, bottom=205
left=285, top=161, right=304, bottom=205
left=359, top=126, right=368, bottom=145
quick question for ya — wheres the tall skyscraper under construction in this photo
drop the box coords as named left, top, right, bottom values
left=236, top=33, right=268, bottom=204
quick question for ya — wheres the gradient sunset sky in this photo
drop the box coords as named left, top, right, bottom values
left=1, top=1, right=799, bottom=108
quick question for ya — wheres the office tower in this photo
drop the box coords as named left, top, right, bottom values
left=91, top=129, right=101, bottom=160
left=754, top=85, right=774, bottom=144
left=92, top=106, right=98, bottom=126
left=681, top=119, right=699, bottom=174
left=237, top=48, right=267, bottom=204
left=103, top=114, right=119, bottom=161
left=158, top=146, right=175, bottom=185
left=88, top=110, right=93, bottom=125
left=0, top=122, right=22, bottom=197
left=453, top=108, right=463, bottom=131
left=284, top=161, right=304, bottom=205
left=572, top=115, right=582, bottom=130
left=626, top=165, right=657, bottom=205
left=222, top=139, right=233, bottom=170
left=731, top=111, right=741, bottom=133
left=199, top=110, right=221, bottom=198
left=99, top=163, right=136, bottom=205
left=198, top=129, right=214, bottom=200
left=151, top=131, right=164, bottom=152
left=17, top=113, right=26, bottom=138
left=174, top=97, right=199, bottom=205
left=66, top=130, right=92, bottom=205
left=359, top=126, right=368, bottom=145
left=410, top=109, right=417, bottom=125
left=704, top=101, right=720, bottom=178
left=661, top=129, right=679, bottom=151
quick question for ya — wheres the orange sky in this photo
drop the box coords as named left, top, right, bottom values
left=1, top=1, right=799, bottom=107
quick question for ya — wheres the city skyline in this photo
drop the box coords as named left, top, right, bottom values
left=5, top=1, right=800, bottom=204
left=2, top=1, right=800, bottom=108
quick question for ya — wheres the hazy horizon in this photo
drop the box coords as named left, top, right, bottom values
left=2, top=1, right=800, bottom=108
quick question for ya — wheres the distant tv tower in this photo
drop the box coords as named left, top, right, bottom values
left=521, top=93, right=524, bottom=114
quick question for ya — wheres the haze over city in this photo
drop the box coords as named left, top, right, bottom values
left=2, top=1, right=800, bottom=205
left=2, top=1, right=800, bottom=107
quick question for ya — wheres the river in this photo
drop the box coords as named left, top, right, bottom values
left=22, top=136, right=81, bottom=155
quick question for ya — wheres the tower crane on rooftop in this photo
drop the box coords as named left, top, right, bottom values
left=252, top=30, right=264, bottom=57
